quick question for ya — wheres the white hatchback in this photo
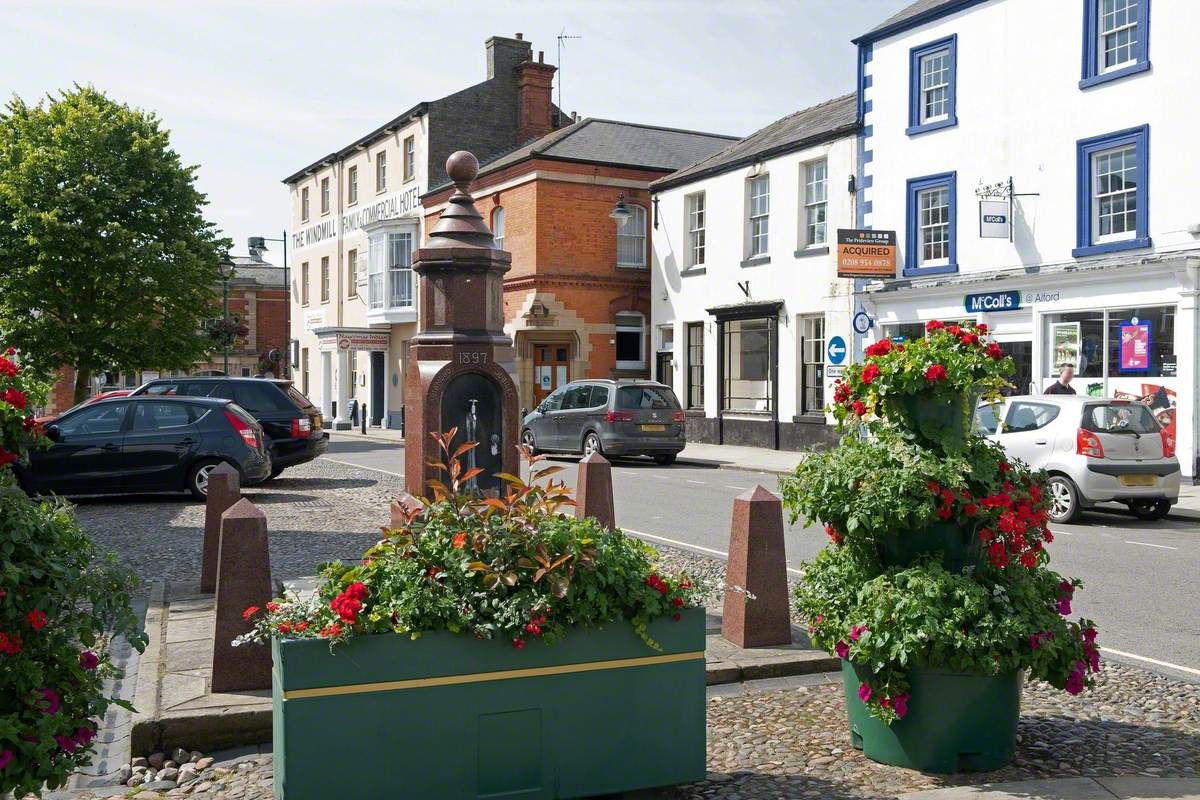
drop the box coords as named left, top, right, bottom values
left=974, top=395, right=1180, bottom=523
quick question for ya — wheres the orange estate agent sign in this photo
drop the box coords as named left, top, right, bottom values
left=837, top=228, right=897, bottom=278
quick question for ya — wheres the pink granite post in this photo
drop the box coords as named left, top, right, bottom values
left=575, top=451, right=615, bottom=531
left=200, top=463, right=241, bottom=593
left=722, top=485, right=792, bottom=648
left=211, top=499, right=272, bottom=693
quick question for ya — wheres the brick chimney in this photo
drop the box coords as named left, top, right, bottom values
left=517, top=50, right=557, bottom=145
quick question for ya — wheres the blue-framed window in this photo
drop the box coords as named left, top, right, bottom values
left=1080, top=0, right=1150, bottom=89
left=907, top=35, right=957, bottom=136
left=904, top=172, right=957, bottom=276
left=1073, top=125, right=1150, bottom=258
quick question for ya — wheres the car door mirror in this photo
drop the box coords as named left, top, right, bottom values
left=537, top=402, right=548, bottom=414
left=44, top=424, right=61, bottom=442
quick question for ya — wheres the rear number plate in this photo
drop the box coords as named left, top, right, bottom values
left=1119, top=474, right=1156, bottom=487
left=640, top=424, right=666, bottom=432
left=313, top=416, right=322, bottom=430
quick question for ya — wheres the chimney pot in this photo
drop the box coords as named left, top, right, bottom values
left=516, top=32, right=523, bottom=40
left=538, top=50, right=544, bottom=62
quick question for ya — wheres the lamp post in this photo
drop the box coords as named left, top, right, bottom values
left=217, top=257, right=235, bottom=375
left=609, top=193, right=632, bottom=227
left=248, top=232, right=290, bottom=377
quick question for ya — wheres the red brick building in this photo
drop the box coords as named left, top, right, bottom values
left=422, top=118, right=736, bottom=410
left=43, top=253, right=289, bottom=413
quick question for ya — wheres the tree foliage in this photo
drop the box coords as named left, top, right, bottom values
left=0, top=86, right=231, bottom=401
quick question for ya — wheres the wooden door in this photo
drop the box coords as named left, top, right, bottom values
left=532, top=344, right=570, bottom=405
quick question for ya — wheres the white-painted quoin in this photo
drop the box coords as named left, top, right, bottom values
left=650, top=96, right=859, bottom=450
left=855, top=0, right=1200, bottom=479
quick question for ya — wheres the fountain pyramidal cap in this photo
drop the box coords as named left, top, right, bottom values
left=422, top=151, right=498, bottom=251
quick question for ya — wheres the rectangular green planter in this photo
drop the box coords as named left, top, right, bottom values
left=272, top=607, right=706, bottom=799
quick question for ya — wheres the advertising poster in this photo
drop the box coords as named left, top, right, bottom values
left=1119, top=321, right=1151, bottom=372
left=1051, top=322, right=1080, bottom=371
left=1114, top=384, right=1177, bottom=455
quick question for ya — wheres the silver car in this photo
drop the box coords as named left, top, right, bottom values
left=974, top=395, right=1180, bottom=523
left=521, top=379, right=686, bottom=465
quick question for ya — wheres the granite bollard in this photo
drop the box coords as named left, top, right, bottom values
left=200, top=463, right=240, bottom=593
left=722, top=485, right=792, bottom=648
left=211, top=499, right=272, bottom=693
left=575, top=451, right=615, bottom=531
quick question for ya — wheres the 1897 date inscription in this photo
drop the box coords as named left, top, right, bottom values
left=458, top=351, right=489, bottom=365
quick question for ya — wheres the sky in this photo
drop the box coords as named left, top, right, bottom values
left=1, top=0, right=910, bottom=260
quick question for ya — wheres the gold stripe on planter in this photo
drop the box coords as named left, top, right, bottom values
left=282, top=650, right=706, bottom=700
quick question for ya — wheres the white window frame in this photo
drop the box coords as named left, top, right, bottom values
left=615, top=312, right=646, bottom=370
left=348, top=166, right=358, bottom=205
left=347, top=248, right=358, bottom=297
left=616, top=205, right=647, bottom=267
left=1091, top=144, right=1138, bottom=244
left=376, top=151, right=387, bottom=193
left=320, top=256, right=330, bottom=303
left=748, top=175, right=770, bottom=257
left=404, top=136, right=415, bottom=181
left=387, top=232, right=414, bottom=308
left=1099, top=0, right=1139, bottom=73
left=686, top=192, right=705, bottom=266
left=492, top=207, right=506, bottom=250
left=300, top=187, right=310, bottom=222
left=803, top=159, right=828, bottom=248
left=918, top=186, right=950, bottom=267
left=320, top=177, right=330, bottom=215
left=919, top=48, right=951, bottom=125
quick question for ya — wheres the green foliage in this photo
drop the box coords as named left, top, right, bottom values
left=238, top=435, right=700, bottom=652
left=0, top=86, right=231, bottom=401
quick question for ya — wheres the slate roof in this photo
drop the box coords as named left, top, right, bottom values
left=228, top=256, right=286, bottom=288
left=650, top=94, right=858, bottom=193
left=854, top=0, right=987, bottom=44
left=448, top=118, right=739, bottom=188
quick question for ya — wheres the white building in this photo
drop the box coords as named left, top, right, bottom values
left=650, top=95, right=859, bottom=450
left=855, top=0, right=1200, bottom=480
left=284, top=34, right=563, bottom=429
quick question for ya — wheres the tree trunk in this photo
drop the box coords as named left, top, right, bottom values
left=73, top=366, right=93, bottom=404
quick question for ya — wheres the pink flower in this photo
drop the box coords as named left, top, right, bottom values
left=73, top=726, right=96, bottom=747
left=1082, top=626, right=1098, bottom=644
left=850, top=624, right=867, bottom=641
left=79, top=651, right=99, bottom=670
left=1059, top=580, right=1074, bottom=596
left=1056, top=597, right=1072, bottom=616
left=835, top=641, right=850, bottom=659
left=38, top=688, right=60, bottom=715
left=1065, top=664, right=1085, bottom=695
left=858, top=682, right=872, bottom=703
left=0, top=749, right=12, bottom=770
left=55, top=734, right=77, bottom=753
left=893, top=693, right=910, bottom=719
left=1029, top=634, right=1042, bottom=650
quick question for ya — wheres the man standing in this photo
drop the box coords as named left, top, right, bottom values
left=1044, top=364, right=1076, bottom=395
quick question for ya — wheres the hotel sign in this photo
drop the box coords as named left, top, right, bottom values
left=836, top=229, right=896, bottom=278
left=292, top=185, right=422, bottom=252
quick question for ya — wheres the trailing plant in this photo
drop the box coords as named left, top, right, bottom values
left=0, top=349, right=146, bottom=797
left=238, top=431, right=702, bottom=652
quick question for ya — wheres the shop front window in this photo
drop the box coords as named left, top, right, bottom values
left=1043, top=305, right=1176, bottom=380
left=722, top=317, right=774, bottom=412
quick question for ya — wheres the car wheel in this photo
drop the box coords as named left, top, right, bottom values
left=583, top=432, right=602, bottom=458
left=521, top=428, right=540, bottom=455
left=1046, top=475, right=1081, bottom=524
left=653, top=454, right=677, bottom=466
left=267, top=466, right=286, bottom=481
left=187, top=459, right=222, bottom=501
left=1128, top=499, right=1171, bottom=521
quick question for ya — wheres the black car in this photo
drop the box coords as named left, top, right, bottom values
left=131, top=377, right=327, bottom=479
left=17, top=396, right=272, bottom=500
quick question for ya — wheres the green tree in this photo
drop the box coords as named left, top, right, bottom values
left=0, top=86, right=230, bottom=402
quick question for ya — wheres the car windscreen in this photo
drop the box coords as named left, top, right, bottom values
left=973, top=403, right=1001, bottom=435
left=284, top=385, right=316, bottom=410
left=1081, top=402, right=1160, bottom=434
left=616, top=386, right=680, bottom=411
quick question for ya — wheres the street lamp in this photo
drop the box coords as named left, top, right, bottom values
left=217, top=257, right=235, bottom=375
left=609, top=193, right=632, bottom=227
left=248, top=232, right=290, bottom=377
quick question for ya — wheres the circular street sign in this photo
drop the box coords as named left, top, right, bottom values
left=827, top=336, right=848, bottom=365
left=852, top=311, right=874, bottom=335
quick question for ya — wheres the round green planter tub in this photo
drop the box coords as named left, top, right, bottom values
left=841, top=660, right=1022, bottom=773
left=271, top=607, right=706, bottom=800
left=876, top=521, right=983, bottom=573
left=884, top=391, right=980, bottom=451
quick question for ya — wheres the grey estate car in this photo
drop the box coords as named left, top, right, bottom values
left=520, top=379, right=686, bottom=464
left=975, top=395, right=1180, bottom=523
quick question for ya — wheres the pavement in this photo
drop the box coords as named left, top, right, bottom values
left=895, top=778, right=1200, bottom=800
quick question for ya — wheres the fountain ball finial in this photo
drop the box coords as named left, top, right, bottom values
left=446, top=151, right=479, bottom=185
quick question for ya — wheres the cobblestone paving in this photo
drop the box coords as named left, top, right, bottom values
left=53, top=457, right=1200, bottom=799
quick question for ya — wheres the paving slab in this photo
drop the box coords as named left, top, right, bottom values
left=1096, top=777, right=1200, bottom=799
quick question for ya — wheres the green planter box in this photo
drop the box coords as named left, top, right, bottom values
left=842, top=660, right=1021, bottom=773
left=272, top=607, right=706, bottom=799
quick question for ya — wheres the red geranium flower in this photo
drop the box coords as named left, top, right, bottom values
left=452, top=533, right=468, bottom=549
left=924, top=364, right=948, bottom=382
left=27, top=610, right=47, bottom=630
left=851, top=400, right=867, bottom=417
left=242, top=606, right=259, bottom=621
left=925, top=320, right=944, bottom=332
left=860, top=363, right=881, bottom=385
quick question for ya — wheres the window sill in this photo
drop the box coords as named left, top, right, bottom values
left=680, top=267, right=707, bottom=277
left=792, top=414, right=830, bottom=425
left=1072, top=237, right=1152, bottom=258
left=902, top=262, right=958, bottom=277
left=616, top=264, right=648, bottom=270
left=1079, top=60, right=1150, bottom=90
left=740, top=256, right=771, bottom=268
left=906, top=116, right=958, bottom=137
left=684, top=409, right=706, bottom=416
left=793, top=246, right=830, bottom=259
left=404, top=176, right=416, bottom=184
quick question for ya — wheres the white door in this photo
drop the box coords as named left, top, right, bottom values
left=997, top=400, right=1063, bottom=470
